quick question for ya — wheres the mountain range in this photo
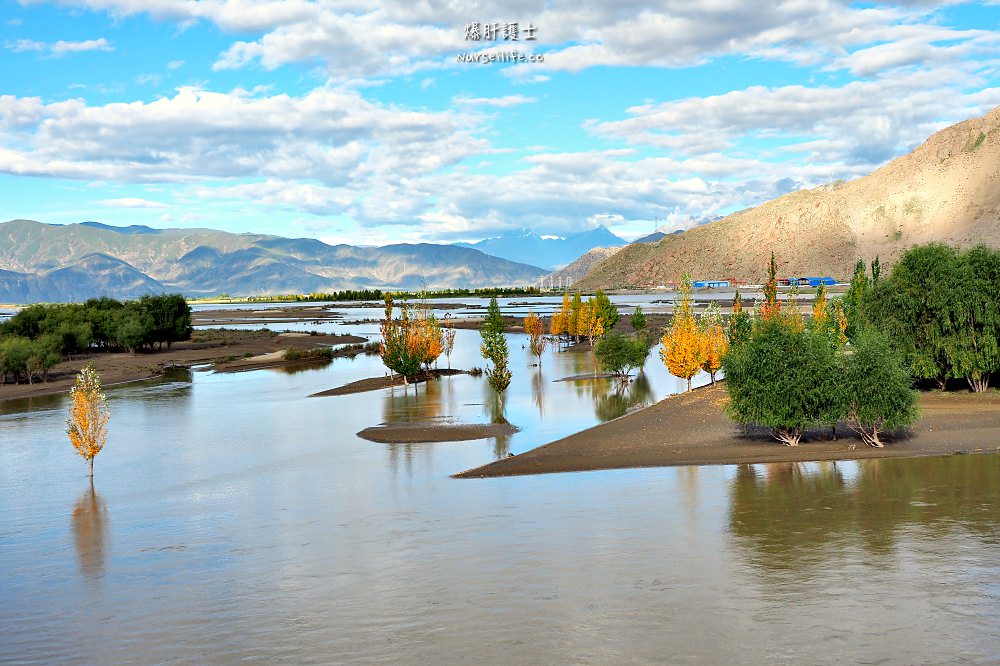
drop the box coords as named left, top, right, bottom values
left=577, top=106, right=1000, bottom=288
left=457, top=226, right=626, bottom=270
left=0, top=219, right=548, bottom=302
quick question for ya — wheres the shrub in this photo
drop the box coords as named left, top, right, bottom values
left=841, top=330, right=919, bottom=447
left=723, top=318, right=845, bottom=446
left=595, top=333, right=649, bottom=378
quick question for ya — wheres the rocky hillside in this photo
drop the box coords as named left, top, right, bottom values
left=546, top=247, right=623, bottom=285
left=577, top=106, right=1000, bottom=288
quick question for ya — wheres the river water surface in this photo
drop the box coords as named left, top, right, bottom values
left=2, top=311, right=1000, bottom=664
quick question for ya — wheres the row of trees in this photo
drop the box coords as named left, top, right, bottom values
left=0, top=295, right=192, bottom=384
left=720, top=252, right=918, bottom=446
left=658, top=276, right=729, bottom=390
left=855, top=245, right=1000, bottom=392
left=550, top=289, right=619, bottom=344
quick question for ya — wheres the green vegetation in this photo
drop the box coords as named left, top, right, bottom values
left=0, top=294, right=191, bottom=384
left=723, top=317, right=845, bottom=446
left=592, top=289, right=619, bottom=332
left=630, top=305, right=646, bottom=331
left=283, top=347, right=335, bottom=362
left=866, top=243, right=1000, bottom=392
left=965, top=131, right=986, bottom=153
left=479, top=296, right=511, bottom=393
left=225, top=286, right=544, bottom=304
left=841, top=330, right=919, bottom=447
left=595, top=333, right=650, bottom=379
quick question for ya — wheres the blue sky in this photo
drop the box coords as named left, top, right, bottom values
left=2, top=1, right=999, bottom=245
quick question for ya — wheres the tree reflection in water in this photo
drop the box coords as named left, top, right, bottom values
left=593, top=374, right=654, bottom=422
left=729, top=456, right=1000, bottom=575
left=531, top=368, right=545, bottom=419
left=71, top=484, right=109, bottom=580
left=486, top=386, right=511, bottom=459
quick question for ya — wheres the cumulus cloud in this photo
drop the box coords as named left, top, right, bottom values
left=22, top=0, right=991, bottom=80
left=0, top=86, right=486, bottom=193
left=587, top=66, right=1000, bottom=165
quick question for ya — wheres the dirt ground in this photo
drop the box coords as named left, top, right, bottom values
left=0, top=329, right=366, bottom=402
left=455, top=383, right=1000, bottom=478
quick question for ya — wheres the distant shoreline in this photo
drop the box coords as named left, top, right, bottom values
left=455, top=383, right=1000, bottom=478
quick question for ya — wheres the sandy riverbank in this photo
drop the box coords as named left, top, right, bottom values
left=0, top=329, right=366, bottom=402
left=358, top=422, right=519, bottom=443
left=309, top=368, right=468, bottom=397
left=455, top=383, right=1000, bottom=477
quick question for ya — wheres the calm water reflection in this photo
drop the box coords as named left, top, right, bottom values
left=1, top=330, right=999, bottom=664
left=71, top=485, right=109, bottom=580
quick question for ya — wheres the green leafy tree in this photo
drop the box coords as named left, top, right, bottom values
left=843, top=258, right=871, bottom=339
left=723, top=319, right=845, bottom=446
left=871, top=255, right=881, bottom=286
left=867, top=244, right=962, bottom=389
left=949, top=245, right=1000, bottom=392
left=480, top=297, right=511, bottom=393
left=842, top=330, right=920, bottom=447
left=592, top=289, right=619, bottom=332
left=727, top=289, right=752, bottom=347
left=595, top=332, right=650, bottom=379
left=630, top=306, right=647, bottom=331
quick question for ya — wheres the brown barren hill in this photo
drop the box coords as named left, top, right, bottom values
left=546, top=246, right=623, bottom=285
left=577, top=106, right=1000, bottom=287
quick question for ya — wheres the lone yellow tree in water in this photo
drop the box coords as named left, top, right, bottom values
left=66, top=364, right=110, bottom=480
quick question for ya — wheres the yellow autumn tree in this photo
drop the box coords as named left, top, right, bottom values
left=700, top=302, right=728, bottom=384
left=550, top=292, right=570, bottom=337
left=660, top=274, right=708, bottom=391
left=811, top=282, right=829, bottom=331
left=524, top=311, right=548, bottom=365
left=784, top=285, right=806, bottom=334
left=417, top=315, right=443, bottom=370
left=66, top=364, right=110, bottom=479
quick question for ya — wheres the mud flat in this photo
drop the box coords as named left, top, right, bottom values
left=455, top=383, right=1000, bottom=477
left=309, top=368, right=468, bottom=397
left=358, top=422, right=519, bottom=443
left=0, top=329, right=365, bottom=402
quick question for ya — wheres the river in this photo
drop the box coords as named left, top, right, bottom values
left=2, top=303, right=999, bottom=663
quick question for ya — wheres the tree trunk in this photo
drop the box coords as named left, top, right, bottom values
left=968, top=374, right=990, bottom=393
left=936, top=376, right=947, bottom=391
left=774, top=427, right=802, bottom=446
left=88, top=457, right=94, bottom=479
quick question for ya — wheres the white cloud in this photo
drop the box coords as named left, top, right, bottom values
left=23, top=0, right=991, bottom=80
left=453, top=94, right=537, bottom=108
left=167, top=59, right=184, bottom=70
left=7, top=36, right=112, bottom=55
left=0, top=86, right=486, bottom=193
left=97, top=197, right=168, bottom=208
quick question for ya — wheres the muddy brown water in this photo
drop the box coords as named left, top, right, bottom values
left=2, top=321, right=999, bottom=663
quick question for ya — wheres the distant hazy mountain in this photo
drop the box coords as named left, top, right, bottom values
left=457, top=226, right=626, bottom=270
left=0, top=219, right=547, bottom=302
left=632, top=231, right=667, bottom=244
